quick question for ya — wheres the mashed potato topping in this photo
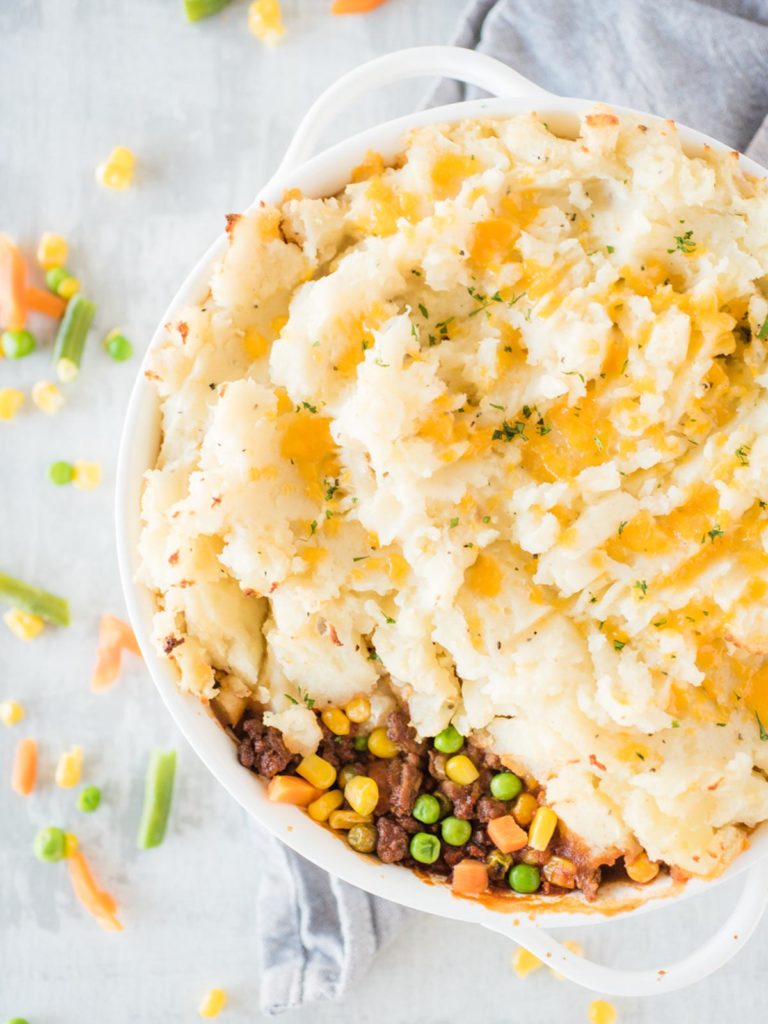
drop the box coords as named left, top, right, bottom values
left=140, top=107, right=768, bottom=879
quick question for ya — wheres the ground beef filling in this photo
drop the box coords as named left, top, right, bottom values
left=236, top=707, right=613, bottom=899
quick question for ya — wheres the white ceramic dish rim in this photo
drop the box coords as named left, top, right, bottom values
left=116, top=46, right=768, bottom=996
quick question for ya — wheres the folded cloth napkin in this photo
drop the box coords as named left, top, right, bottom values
left=257, top=2, right=768, bottom=1014
left=255, top=828, right=410, bottom=1014
left=428, top=0, right=768, bottom=164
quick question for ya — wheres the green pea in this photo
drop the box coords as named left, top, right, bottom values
left=105, top=331, right=133, bottom=362
left=347, top=823, right=377, bottom=854
left=6, top=1018, right=31, bottom=1024
left=45, top=266, right=70, bottom=292
left=338, top=765, right=359, bottom=788
left=2, top=329, right=36, bottom=359
left=78, top=785, right=102, bottom=812
left=412, top=793, right=441, bottom=824
left=352, top=734, right=369, bottom=752
left=440, top=815, right=472, bottom=846
left=409, top=832, right=441, bottom=865
left=490, top=771, right=523, bottom=801
left=508, top=863, right=541, bottom=894
left=47, top=461, right=74, bottom=486
left=433, top=724, right=464, bottom=754
left=33, top=826, right=66, bottom=863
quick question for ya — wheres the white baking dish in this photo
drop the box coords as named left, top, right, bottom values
left=116, top=46, right=768, bottom=997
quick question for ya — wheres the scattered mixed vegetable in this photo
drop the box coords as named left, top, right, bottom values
left=198, top=988, right=228, bottom=1019
left=137, top=749, right=177, bottom=849
left=183, top=0, right=392, bottom=39
left=11, top=738, right=38, bottom=797
left=53, top=294, right=96, bottom=382
left=95, top=146, right=136, bottom=190
left=0, top=570, right=70, bottom=627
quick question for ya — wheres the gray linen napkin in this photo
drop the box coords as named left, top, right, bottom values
left=428, top=0, right=768, bottom=165
left=257, top=1, right=768, bottom=1014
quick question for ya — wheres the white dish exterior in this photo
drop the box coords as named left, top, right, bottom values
left=116, top=46, right=768, bottom=996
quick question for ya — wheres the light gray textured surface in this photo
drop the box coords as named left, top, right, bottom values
left=0, top=1, right=767, bottom=1021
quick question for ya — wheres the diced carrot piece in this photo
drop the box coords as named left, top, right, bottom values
left=0, top=234, right=28, bottom=330
left=452, top=859, right=489, bottom=897
left=331, top=0, right=388, bottom=12
left=25, top=286, right=66, bottom=319
left=267, top=775, right=321, bottom=805
left=487, top=814, right=529, bottom=853
left=67, top=850, right=123, bottom=931
left=91, top=614, right=142, bottom=691
left=11, top=737, right=37, bottom=796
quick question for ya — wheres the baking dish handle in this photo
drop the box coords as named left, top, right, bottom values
left=483, top=855, right=768, bottom=997
left=270, top=45, right=552, bottom=181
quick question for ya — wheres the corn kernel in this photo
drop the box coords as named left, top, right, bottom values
left=0, top=700, right=25, bottom=726
left=345, top=696, right=371, bottom=723
left=528, top=806, right=558, bottom=851
left=328, top=809, right=372, bottom=830
left=56, top=357, right=79, bottom=383
left=37, top=232, right=68, bottom=269
left=550, top=939, right=584, bottom=980
left=626, top=851, right=660, bottom=884
left=367, top=726, right=399, bottom=759
left=199, top=987, right=228, bottom=1019
left=31, top=380, right=65, bottom=416
left=307, top=788, right=344, bottom=822
left=57, top=276, right=81, bottom=300
left=72, top=460, right=102, bottom=491
left=4, top=608, right=44, bottom=641
left=248, top=0, right=285, bottom=46
left=511, top=947, right=542, bottom=979
left=55, top=745, right=83, bottom=788
left=588, top=1000, right=617, bottom=1024
left=512, top=792, right=539, bottom=827
left=321, top=707, right=350, bottom=736
left=543, top=855, right=577, bottom=889
left=0, top=388, right=25, bottom=421
left=344, top=775, right=379, bottom=816
left=96, top=146, right=136, bottom=190
left=445, top=754, right=480, bottom=786
left=296, top=754, right=336, bottom=790
left=63, top=832, right=79, bottom=857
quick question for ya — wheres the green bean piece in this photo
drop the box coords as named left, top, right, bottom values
left=137, top=749, right=177, bottom=849
left=33, top=826, right=67, bottom=863
left=183, top=0, right=232, bottom=21
left=52, top=294, right=96, bottom=382
left=0, top=571, right=69, bottom=626
left=2, top=329, right=36, bottom=359
left=486, top=849, right=513, bottom=880
left=78, top=785, right=102, bottom=813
